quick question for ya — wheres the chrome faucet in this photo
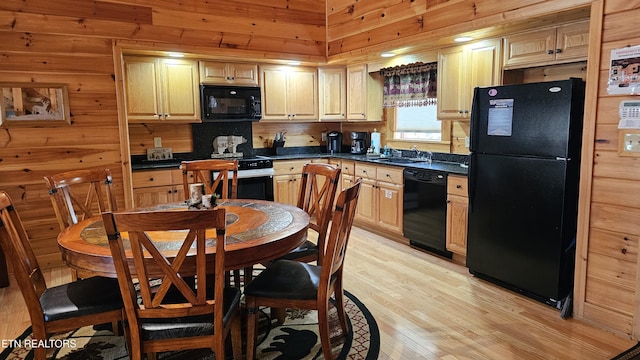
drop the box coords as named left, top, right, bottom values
left=413, top=145, right=432, bottom=164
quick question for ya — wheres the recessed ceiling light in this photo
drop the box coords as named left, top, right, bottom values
left=381, top=52, right=396, bottom=58
left=287, top=61, right=301, bottom=66
left=167, top=52, right=185, bottom=58
left=454, top=36, right=473, bottom=43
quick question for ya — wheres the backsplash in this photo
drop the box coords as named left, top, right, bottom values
left=191, top=122, right=254, bottom=159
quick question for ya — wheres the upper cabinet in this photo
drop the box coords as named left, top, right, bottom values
left=318, top=67, right=346, bottom=121
left=346, top=64, right=383, bottom=121
left=199, top=61, right=259, bottom=86
left=503, top=20, right=589, bottom=69
left=260, top=65, right=318, bottom=121
left=437, top=39, right=502, bottom=120
left=124, top=56, right=200, bottom=123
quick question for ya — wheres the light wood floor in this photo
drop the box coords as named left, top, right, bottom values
left=0, top=226, right=636, bottom=359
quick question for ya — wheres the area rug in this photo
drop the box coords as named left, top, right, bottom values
left=0, top=291, right=379, bottom=360
left=613, top=342, right=640, bottom=360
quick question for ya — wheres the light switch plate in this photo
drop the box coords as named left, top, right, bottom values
left=624, top=133, right=640, bottom=152
left=153, top=137, right=162, bottom=148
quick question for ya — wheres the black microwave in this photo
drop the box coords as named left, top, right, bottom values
left=200, top=85, right=262, bottom=121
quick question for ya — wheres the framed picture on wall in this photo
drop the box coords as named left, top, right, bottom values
left=0, top=83, right=71, bottom=127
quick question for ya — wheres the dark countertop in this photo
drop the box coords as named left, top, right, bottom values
left=131, top=149, right=469, bottom=176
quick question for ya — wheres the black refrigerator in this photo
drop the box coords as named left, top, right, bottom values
left=466, top=79, right=585, bottom=309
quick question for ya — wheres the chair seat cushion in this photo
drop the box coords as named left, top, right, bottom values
left=244, top=260, right=321, bottom=300
left=40, top=276, right=123, bottom=322
left=141, top=287, right=241, bottom=341
left=277, top=240, right=319, bottom=261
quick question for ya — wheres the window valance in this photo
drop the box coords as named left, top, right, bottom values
left=379, top=62, right=437, bottom=108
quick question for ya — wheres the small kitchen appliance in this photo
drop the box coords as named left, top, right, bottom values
left=200, top=85, right=261, bottom=121
left=350, top=132, right=367, bottom=154
left=327, top=131, right=342, bottom=154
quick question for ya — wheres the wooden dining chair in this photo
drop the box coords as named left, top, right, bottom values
left=0, top=191, right=123, bottom=360
left=181, top=159, right=238, bottom=200
left=244, top=179, right=362, bottom=360
left=44, top=168, right=118, bottom=231
left=181, top=159, right=245, bottom=287
left=102, top=208, right=242, bottom=360
left=281, top=162, right=342, bottom=264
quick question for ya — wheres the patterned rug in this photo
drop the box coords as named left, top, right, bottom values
left=613, top=343, right=640, bottom=360
left=0, top=291, right=379, bottom=360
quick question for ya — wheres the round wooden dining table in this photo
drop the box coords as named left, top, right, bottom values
left=57, top=199, right=310, bottom=278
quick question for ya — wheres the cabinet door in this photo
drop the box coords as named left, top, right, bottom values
left=347, top=64, right=367, bottom=120
left=231, top=63, right=259, bottom=85
left=503, top=27, right=556, bottom=68
left=555, top=21, right=589, bottom=62
left=199, top=61, right=229, bottom=84
left=160, top=59, right=200, bottom=122
left=466, top=39, right=502, bottom=113
left=288, top=69, right=318, bottom=121
left=377, top=182, right=403, bottom=234
left=355, top=177, right=376, bottom=224
left=273, top=174, right=300, bottom=206
left=124, top=56, right=162, bottom=122
left=319, top=67, right=346, bottom=121
left=133, top=185, right=176, bottom=208
left=261, top=67, right=289, bottom=120
left=446, top=194, right=468, bottom=255
left=437, top=46, right=467, bottom=119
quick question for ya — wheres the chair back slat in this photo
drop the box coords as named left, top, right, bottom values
left=102, top=208, right=227, bottom=327
left=0, top=191, right=48, bottom=324
left=44, top=169, right=117, bottom=230
left=181, top=160, right=238, bottom=200
left=322, top=179, right=362, bottom=284
left=297, top=163, right=341, bottom=260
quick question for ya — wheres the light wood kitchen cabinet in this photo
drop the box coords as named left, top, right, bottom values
left=354, top=162, right=403, bottom=234
left=260, top=65, right=318, bottom=121
left=503, top=21, right=589, bottom=69
left=446, top=175, right=468, bottom=256
left=437, top=39, right=501, bottom=120
left=346, top=64, right=383, bottom=121
left=273, top=160, right=308, bottom=206
left=132, top=169, right=191, bottom=207
left=199, top=61, right=259, bottom=86
left=319, top=67, right=346, bottom=121
left=124, top=56, right=200, bottom=123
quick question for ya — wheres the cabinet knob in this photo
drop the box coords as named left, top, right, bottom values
left=458, top=110, right=463, bottom=114
left=547, top=49, right=554, bottom=55
left=555, top=48, right=562, bottom=53
left=165, top=113, right=170, bottom=118
left=456, top=184, right=462, bottom=189
left=149, top=177, right=154, bottom=181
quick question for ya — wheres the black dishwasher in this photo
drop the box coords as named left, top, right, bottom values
left=403, top=168, right=451, bottom=258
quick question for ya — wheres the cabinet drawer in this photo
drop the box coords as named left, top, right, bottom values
left=355, top=163, right=377, bottom=179
left=447, top=175, right=467, bottom=197
left=273, top=160, right=308, bottom=175
left=133, top=170, right=174, bottom=188
left=340, top=160, right=356, bottom=176
left=376, top=166, right=403, bottom=184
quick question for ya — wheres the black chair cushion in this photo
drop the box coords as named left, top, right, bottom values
left=277, top=240, right=319, bottom=261
left=141, top=287, right=241, bottom=341
left=40, top=276, right=123, bottom=322
left=244, top=260, right=321, bottom=300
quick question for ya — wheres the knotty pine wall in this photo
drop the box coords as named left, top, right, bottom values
left=2, top=0, right=640, bottom=341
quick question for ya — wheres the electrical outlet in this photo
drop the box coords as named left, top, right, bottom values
left=624, top=133, right=640, bottom=153
left=321, top=132, right=327, bottom=142
left=154, top=137, right=162, bottom=148
left=464, top=136, right=470, bottom=148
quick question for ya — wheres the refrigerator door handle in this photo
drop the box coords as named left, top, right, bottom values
left=468, top=153, right=476, bottom=213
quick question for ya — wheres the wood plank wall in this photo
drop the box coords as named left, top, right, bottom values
left=0, top=0, right=326, bottom=269
left=2, top=0, right=640, bottom=341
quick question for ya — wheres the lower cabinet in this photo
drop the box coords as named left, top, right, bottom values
left=272, top=159, right=321, bottom=206
left=446, top=175, right=468, bottom=256
left=354, top=162, right=403, bottom=235
left=132, top=169, right=187, bottom=207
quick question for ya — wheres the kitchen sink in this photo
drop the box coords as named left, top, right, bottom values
left=375, top=157, right=429, bottom=164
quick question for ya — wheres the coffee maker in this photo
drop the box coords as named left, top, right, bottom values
left=327, top=131, right=342, bottom=154
left=350, top=132, right=367, bottom=154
